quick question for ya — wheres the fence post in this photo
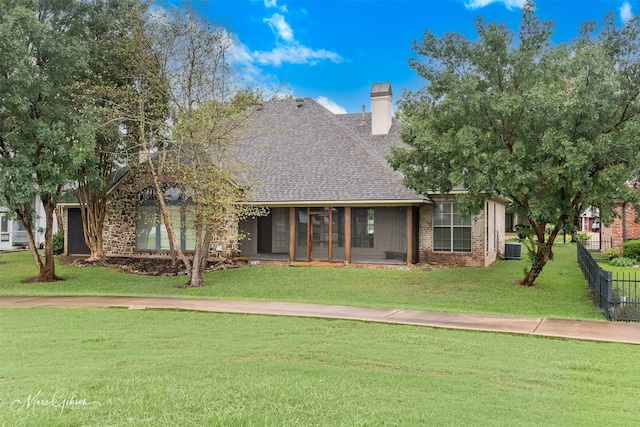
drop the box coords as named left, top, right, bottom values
left=602, top=270, right=613, bottom=320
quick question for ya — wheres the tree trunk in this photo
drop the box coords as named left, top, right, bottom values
left=16, top=204, right=44, bottom=272
left=55, top=205, right=64, bottom=236
left=80, top=201, right=107, bottom=262
left=145, top=154, right=191, bottom=273
left=77, top=174, right=108, bottom=262
left=186, top=224, right=210, bottom=287
left=34, top=197, right=58, bottom=282
left=519, top=226, right=558, bottom=287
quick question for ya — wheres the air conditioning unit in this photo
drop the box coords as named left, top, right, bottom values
left=505, top=242, right=522, bottom=260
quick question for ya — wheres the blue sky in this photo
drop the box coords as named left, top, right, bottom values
left=194, top=0, right=636, bottom=114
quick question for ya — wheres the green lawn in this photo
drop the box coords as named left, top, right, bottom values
left=1, top=307, right=639, bottom=427
left=598, top=258, right=640, bottom=276
left=1, top=245, right=633, bottom=426
left=0, top=244, right=603, bottom=320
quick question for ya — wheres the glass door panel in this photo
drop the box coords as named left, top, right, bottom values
left=310, top=213, right=330, bottom=261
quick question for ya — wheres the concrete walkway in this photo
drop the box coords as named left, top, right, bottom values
left=2, top=295, right=640, bottom=345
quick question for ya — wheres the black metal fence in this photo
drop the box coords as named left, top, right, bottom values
left=576, top=240, right=640, bottom=322
left=580, top=237, right=614, bottom=252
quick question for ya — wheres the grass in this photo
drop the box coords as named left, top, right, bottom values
left=0, top=245, right=633, bottom=425
left=0, top=244, right=604, bottom=320
left=598, top=258, right=640, bottom=275
left=1, top=307, right=639, bottom=427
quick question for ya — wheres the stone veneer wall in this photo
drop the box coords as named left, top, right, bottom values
left=103, top=192, right=136, bottom=256
left=418, top=196, right=501, bottom=267
left=102, top=186, right=240, bottom=258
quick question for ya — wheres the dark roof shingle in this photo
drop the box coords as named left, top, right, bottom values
left=234, top=98, right=424, bottom=204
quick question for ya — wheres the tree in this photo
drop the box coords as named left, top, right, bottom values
left=76, top=0, right=166, bottom=262
left=389, top=1, right=640, bottom=286
left=135, top=8, right=264, bottom=287
left=0, top=0, right=95, bottom=281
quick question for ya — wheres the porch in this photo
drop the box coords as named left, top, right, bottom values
left=238, top=206, right=419, bottom=266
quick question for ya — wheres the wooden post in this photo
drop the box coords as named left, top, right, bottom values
left=288, top=207, right=296, bottom=262
left=344, top=207, right=351, bottom=263
left=328, top=208, right=333, bottom=262
left=406, top=207, right=413, bottom=265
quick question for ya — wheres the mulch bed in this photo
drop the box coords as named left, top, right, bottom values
left=60, top=255, right=236, bottom=276
left=58, top=256, right=449, bottom=276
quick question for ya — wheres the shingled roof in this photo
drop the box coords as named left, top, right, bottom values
left=234, top=97, right=426, bottom=205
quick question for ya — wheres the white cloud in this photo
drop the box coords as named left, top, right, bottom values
left=264, top=0, right=288, bottom=13
left=316, top=96, right=347, bottom=114
left=264, top=13, right=294, bottom=42
left=465, top=0, right=526, bottom=10
left=620, top=2, right=634, bottom=23
left=257, top=4, right=341, bottom=67
left=253, top=44, right=342, bottom=66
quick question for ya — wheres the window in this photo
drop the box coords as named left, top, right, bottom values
left=332, top=208, right=344, bottom=247
left=135, top=187, right=195, bottom=251
left=352, top=208, right=374, bottom=248
left=273, top=208, right=288, bottom=249
left=433, top=202, right=471, bottom=252
left=0, top=214, right=8, bottom=242
left=296, top=208, right=308, bottom=247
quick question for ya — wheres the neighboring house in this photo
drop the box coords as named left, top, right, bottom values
left=68, top=83, right=507, bottom=267
left=580, top=207, right=599, bottom=233
left=0, top=195, right=55, bottom=250
left=599, top=183, right=640, bottom=248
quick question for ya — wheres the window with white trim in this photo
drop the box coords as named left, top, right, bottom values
left=433, top=202, right=471, bottom=252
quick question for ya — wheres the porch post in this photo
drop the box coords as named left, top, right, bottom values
left=288, top=207, right=296, bottom=262
left=344, top=207, right=351, bottom=263
left=406, top=207, right=413, bottom=265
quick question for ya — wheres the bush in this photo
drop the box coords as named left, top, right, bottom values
left=53, top=231, right=64, bottom=255
left=623, top=239, right=640, bottom=260
left=574, top=233, right=591, bottom=244
left=603, top=247, right=622, bottom=259
left=609, top=257, right=637, bottom=267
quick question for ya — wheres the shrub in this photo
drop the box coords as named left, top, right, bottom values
left=623, top=239, right=640, bottom=260
left=609, top=257, right=637, bottom=267
left=53, top=231, right=64, bottom=255
left=603, top=247, right=622, bottom=259
left=574, top=233, right=591, bottom=244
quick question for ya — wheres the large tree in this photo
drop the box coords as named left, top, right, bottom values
left=135, top=8, right=264, bottom=287
left=389, top=1, right=640, bottom=286
left=0, top=0, right=96, bottom=281
left=76, top=0, right=167, bottom=262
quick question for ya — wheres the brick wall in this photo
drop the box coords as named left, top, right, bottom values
left=418, top=196, right=502, bottom=267
left=601, top=202, right=640, bottom=249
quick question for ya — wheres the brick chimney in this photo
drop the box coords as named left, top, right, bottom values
left=370, top=82, right=392, bottom=135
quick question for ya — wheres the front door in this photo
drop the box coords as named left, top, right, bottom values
left=257, top=215, right=272, bottom=254
left=309, top=211, right=332, bottom=261
left=67, top=208, right=91, bottom=255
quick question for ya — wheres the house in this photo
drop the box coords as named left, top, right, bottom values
left=0, top=195, right=56, bottom=250
left=579, top=207, right=599, bottom=233
left=599, top=183, right=640, bottom=248
left=68, top=83, right=507, bottom=267
left=0, top=207, right=22, bottom=250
